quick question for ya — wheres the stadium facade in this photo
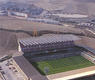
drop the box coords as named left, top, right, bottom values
left=18, top=34, right=85, bottom=61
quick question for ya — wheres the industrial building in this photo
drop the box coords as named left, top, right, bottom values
left=0, top=10, right=7, bottom=16
left=8, top=11, right=28, bottom=19
left=76, top=22, right=95, bottom=29
left=48, top=14, right=88, bottom=18
left=18, top=34, right=86, bottom=61
left=27, top=18, right=60, bottom=25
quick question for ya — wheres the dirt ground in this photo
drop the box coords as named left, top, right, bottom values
left=0, top=16, right=84, bottom=34
left=0, top=30, right=18, bottom=57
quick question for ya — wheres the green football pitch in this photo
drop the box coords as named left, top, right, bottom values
left=32, top=56, right=94, bottom=75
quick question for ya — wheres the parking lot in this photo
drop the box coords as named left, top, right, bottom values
left=0, top=59, right=24, bottom=80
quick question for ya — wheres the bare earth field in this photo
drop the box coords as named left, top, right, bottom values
left=0, top=16, right=84, bottom=34
left=29, top=0, right=95, bottom=15
left=0, top=30, right=18, bottom=57
left=5, top=0, right=95, bottom=16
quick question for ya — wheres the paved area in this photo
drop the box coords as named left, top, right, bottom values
left=47, top=66, right=95, bottom=80
left=2, top=63, right=17, bottom=80
left=0, top=60, right=24, bottom=80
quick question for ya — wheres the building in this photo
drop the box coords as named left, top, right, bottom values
left=76, top=22, right=95, bottom=29
left=18, top=34, right=83, bottom=61
left=0, top=10, right=7, bottom=16
left=27, top=18, right=60, bottom=25
left=19, top=34, right=80, bottom=53
left=12, top=56, right=46, bottom=80
left=8, top=11, right=28, bottom=19
left=50, top=14, right=88, bottom=19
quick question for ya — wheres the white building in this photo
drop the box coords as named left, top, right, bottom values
left=0, top=10, right=7, bottom=16
left=8, top=11, right=28, bottom=19
left=46, top=13, right=88, bottom=19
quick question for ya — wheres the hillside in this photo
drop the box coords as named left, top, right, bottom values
left=25, top=0, right=95, bottom=16
left=1, top=0, right=95, bottom=16
left=0, top=30, right=18, bottom=57
left=0, top=1, right=44, bottom=16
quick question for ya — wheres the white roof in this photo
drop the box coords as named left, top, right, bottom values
left=51, top=14, right=88, bottom=18
left=19, top=34, right=80, bottom=46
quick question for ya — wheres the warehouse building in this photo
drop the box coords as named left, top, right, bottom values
left=18, top=34, right=85, bottom=61
left=0, top=10, right=7, bottom=16
left=27, top=18, right=60, bottom=25
left=8, top=11, right=28, bottom=19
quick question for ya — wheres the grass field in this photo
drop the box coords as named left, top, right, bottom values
left=32, top=56, right=94, bottom=75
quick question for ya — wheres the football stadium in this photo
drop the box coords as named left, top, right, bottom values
left=18, top=34, right=95, bottom=75
left=18, top=34, right=86, bottom=61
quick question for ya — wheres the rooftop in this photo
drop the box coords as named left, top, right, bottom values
left=19, top=34, right=80, bottom=46
left=49, top=14, right=88, bottom=18
left=13, top=56, right=46, bottom=80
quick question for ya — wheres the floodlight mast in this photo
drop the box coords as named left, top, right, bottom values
left=33, top=29, right=38, bottom=37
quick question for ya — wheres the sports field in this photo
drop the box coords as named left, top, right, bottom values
left=32, top=56, right=94, bottom=75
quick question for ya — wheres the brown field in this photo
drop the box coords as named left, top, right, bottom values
left=7, top=0, right=95, bottom=15
left=30, top=0, right=95, bottom=15
left=0, top=16, right=84, bottom=34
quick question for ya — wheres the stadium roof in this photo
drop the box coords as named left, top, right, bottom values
left=19, top=34, right=81, bottom=46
